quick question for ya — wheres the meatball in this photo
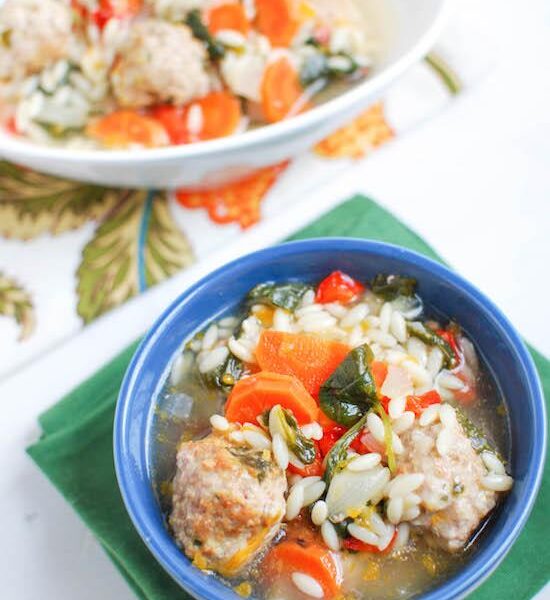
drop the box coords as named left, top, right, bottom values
left=0, top=0, right=72, bottom=81
left=398, top=416, right=497, bottom=551
left=110, top=19, right=210, bottom=108
left=170, top=432, right=287, bottom=576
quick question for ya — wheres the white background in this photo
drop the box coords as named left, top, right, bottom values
left=1, top=0, right=549, bottom=598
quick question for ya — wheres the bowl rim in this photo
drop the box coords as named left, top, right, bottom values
left=0, top=0, right=452, bottom=164
left=114, top=238, right=547, bottom=600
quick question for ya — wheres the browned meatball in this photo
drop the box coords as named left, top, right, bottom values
left=110, top=19, right=210, bottom=108
left=0, top=0, right=72, bottom=81
left=170, top=432, right=287, bottom=576
left=399, top=418, right=497, bottom=551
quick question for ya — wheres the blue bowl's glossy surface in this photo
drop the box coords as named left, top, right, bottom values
left=114, top=239, right=546, bottom=600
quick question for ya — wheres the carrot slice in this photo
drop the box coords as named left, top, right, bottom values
left=255, top=330, right=350, bottom=398
left=225, top=372, right=318, bottom=425
left=262, top=540, right=343, bottom=598
left=86, top=110, right=169, bottom=148
left=206, top=2, right=249, bottom=35
left=261, top=57, right=305, bottom=123
left=151, top=91, right=242, bottom=144
left=255, top=0, right=299, bottom=46
left=371, top=360, right=388, bottom=391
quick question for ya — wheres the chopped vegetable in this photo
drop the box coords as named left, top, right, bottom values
left=371, top=361, right=388, bottom=391
left=261, top=56, right=305, bottom=123
left=436, top=327, right=462, bottom=365
left=225, top=372, right=318, bottom=425
left=316, top=271, right=365, bottom=305
left=254, top=0, right=299, bottom=47
left=202, top=352, right=246, bottom=393
left=351, top=429, right=385, bottom=456
left=376, top=403, right=396, bottom=473
left=407, top=321, right=459, bottom=369
left=185, top=9, right=226, bottom=60
left=255, top=330, right=350, bottom=397
left=151, top=91, right=242, bottom=144
left=228, top=446, right=273, bottom=482
left=324, top=413, right=369, bottom=483
left=319, top=344, right=378, bottom=427
left=262, top=540, right=343, bottom=598
left=86, top=110, right=169, bottom=148
left=269, top=404, right=316, bottom=464
left=287, top=443, right=324, bottom=477
left=247, top=282, right=313, bottom=312
left=455, top=408, right=496, bottom=455
left=206, top=2, right=250, bottom=36
left=343, top=529, right=397, bottom=554
left=371, top=273, right=417, bottom=301
left=318, top=424, right=346, bottom=457
left=406, top=390, right=441, bottom=416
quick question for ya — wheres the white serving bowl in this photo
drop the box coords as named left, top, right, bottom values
left=0, top=0, right=450, bottom=189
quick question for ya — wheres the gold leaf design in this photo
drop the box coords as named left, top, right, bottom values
left=0, top=161, right=119, bottom=239
left=0, top=271, right=35, bottom=341
left=314, top=102, right=394, bottom=159
left=77, top=191, right=194, bottom=323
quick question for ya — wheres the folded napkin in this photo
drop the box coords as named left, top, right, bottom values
left=28, top=196, right=550, bottom=600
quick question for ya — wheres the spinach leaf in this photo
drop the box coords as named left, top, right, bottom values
left=371, top=273, right=417, bottom=301
left=455, top=408, right=499, bottom=457
left=228, top=447, right=272, bottom=482
left=324, top=413, right=369, bottom=483
left=269, top=405, right=316, bottom=464
left=185, top=10, right=225, bottom=60
left=247, top=282, right=313, bottom=312
left=202, top=352, right=246, bottom=394
left=376, top=404, right=396, bottom=473
left=319, top=344, right=378, bottom=426
left=406, top=321, right=458, bottom=369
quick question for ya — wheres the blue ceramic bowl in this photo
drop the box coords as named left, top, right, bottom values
left=114, top=239, right=546, bottom=600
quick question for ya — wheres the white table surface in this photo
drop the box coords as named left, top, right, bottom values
left=1, top=0, right=549, bottom=598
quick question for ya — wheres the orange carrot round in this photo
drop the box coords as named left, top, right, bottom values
left=261, top=57, right=305, bottom=123
left=255, top=0, right=299, bottom=46
left=224, top=372, right=318, bottom=425
left=86, top=110, right=169, bottom=148
left=255, top=330, right=349, bottom=398
left=206, top=2, right=249, bottom=35
left=263, top=540, right=343, bottom=598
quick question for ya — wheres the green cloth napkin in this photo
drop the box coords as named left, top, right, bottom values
left=28, top=195, right=549, bottom=600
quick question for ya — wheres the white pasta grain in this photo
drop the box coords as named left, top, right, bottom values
left=394, top=523, right=410, bottom=550
left=388, top=474, right=425, bottom=498
left=482, top=473, right=514, bottom=492
left=347, top=453, right=381, bottom=472
left=340, top=303, right=369, bottom=328
left=273, top=308, right=292, bottom=332
left=368, top=511, right=388, bottom=537
left=401, top=359, right=431, bottom=387
left=439, top=404, right=457, bottom=428
left=215, top=29, right=247, bottom=47
left=388, top=396, right=407, bottom=420
left=392, top=432, right=404, bottom=455
left=367, top=329, right=397, bottom=348
left=286, top=485, right=305, bottom=520
left=324, top=302, right=348, bottom=318
left=390, top=311, right=407, bottom=343
left=407, top=337, right=428, bottom=366
left=302, top=481, right=326, bottom=506
left=427, top=347, right=444, bottom=377
left=288, top=452, right=305, bottom=470
left=210, top=414, right=229, bottom=431
left=481, top=451, right=506, bottom=475
left=311, top=500, right=328, bottom=525
left=298, top=312, right=337, bottom=332
left=201, top=324, right=218, bottom=351
left=301, top=422, right=323, bottom=441
left=186, top=103, right=204, bottom=135
left=438, top=371, right=466, bottom=391
left=419, top=403, right=441, bottom=426
left=380, top=302, right=393, bottom=333
left=219, top=316, right=238, bottom=328
left=228, top=337, right=255, bottom=363
left=229, top=430, right=244, bottom=443
left=243, top=429, right=271, bottom=450
left=299, top=289, right=316, bottom=307
left=367, top=413, right=385, bottom=443
left=291, top=572, right=324, bottom=599
left=403, top=493, right=421, bottom=508
left=393, top=411, right=415, bottom=434
left=348, top=523, right=379, bottom=545
left=348, top=325, right=363, bottom=348
left=272, top=433, right=289, bottom=470
left=198, top=345, right=229, bottom=373
left=387, top=496, right=404, bottom=524
left=296, top=303, right=324, bottom=317
left=436, top=426, right=453, bottom=456
left=377, top=524, right=396, bottom=551
left=402, top=505, right=421, bottom=521
left=321, top=520, right=340, bottom=551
